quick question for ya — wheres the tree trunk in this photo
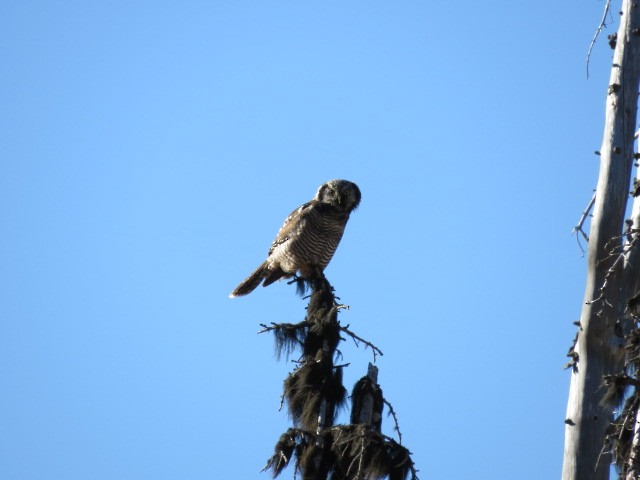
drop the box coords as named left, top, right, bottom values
left=624, top=405, right=640, bottom=480
left=562, top=2, right=640, bottom=479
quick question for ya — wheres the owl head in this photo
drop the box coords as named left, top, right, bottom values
left=315, top=179, right=361, bottom=213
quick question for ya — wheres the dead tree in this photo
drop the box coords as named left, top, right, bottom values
left=562, top=2, right=640, bottom=479
left=259, top=276, right=418, bottom=480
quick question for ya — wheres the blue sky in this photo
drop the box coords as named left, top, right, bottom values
left=0, top=1, right=619, bottom=478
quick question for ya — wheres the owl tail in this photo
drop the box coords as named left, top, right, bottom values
left=229, top=261, right=270, bottom=298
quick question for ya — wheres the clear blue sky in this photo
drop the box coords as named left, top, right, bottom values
left=0, top=1, right=618, bottom=478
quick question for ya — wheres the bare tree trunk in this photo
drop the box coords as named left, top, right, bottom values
left=562, top=2, right=640, bottom=479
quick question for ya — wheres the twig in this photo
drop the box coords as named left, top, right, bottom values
left=573, top=192, right=596, bottom=253
left=586, top=0, right=612, bottom=79
left=344, top=436, right=366, bottom=479
left=339, top=324, right=384, bottom=361
left=258, top=320, right=305, bottom=341
left=383, top=397, right=403, bottom=445
left=260, top=450, right=288, bottom=473
left=258, top=322, right=278, bottom=334
left=258, top=321, right=304, bottom=335
left=379, top=432, right=419, bottom=480
left=587, top=230, right=640, bottom=308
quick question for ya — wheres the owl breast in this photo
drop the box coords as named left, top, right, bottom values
left=271, top=206, right=347, bottom=275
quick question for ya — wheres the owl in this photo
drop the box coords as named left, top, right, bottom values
left=229, top=179, right=361, bottom=298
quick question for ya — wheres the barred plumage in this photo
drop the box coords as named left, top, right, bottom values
left=229, top=180, right=361, bottom=298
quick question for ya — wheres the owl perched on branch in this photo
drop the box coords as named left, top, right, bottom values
left=229, top=179, right=361, bottom=298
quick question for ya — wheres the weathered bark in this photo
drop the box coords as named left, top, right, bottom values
left=351, top=363, right=382, bottom=430
left=562, top=2, right=640, bottom=479
left=624, top=406, right=640, bottom=480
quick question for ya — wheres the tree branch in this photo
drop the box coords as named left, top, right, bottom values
left=586, top=0, right=612, bottom=79
left=573, top=192, right=596, bottom=253
left=383, top=397, right=403, bottom=445
left=339, top=324, right=384, bottom=361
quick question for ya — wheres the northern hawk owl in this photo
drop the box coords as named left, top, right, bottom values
left=229, top=179, right=361, bottom=297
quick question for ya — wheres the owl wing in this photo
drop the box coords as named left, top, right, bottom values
left=268, top=200, right=315, bottom=256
